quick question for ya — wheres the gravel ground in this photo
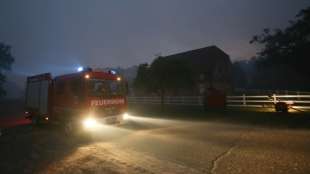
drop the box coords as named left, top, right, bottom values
left=1, top=114, right=310, bottom=174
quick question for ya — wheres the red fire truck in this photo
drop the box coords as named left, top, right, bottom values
left=24, top=68, right=128, bottom=131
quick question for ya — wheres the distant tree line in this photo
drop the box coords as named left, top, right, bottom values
left=233, top=6, right=310, bottom=91
left=0, top=42, right=14, bottom=98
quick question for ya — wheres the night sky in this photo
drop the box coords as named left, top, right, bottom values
left=1, top=0, right=310, bottom=76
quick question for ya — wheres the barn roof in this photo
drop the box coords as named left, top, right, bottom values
left=163, top=45, right=231, bottom=73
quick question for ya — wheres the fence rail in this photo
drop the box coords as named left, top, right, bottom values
left=226, top=94, right=310, bottom=110
left=128, top=94, right=310, bottom=110
left=128, top=96, right=204, bottom=106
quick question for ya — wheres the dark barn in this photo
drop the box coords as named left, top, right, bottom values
left=164, top=45, right=233, bottom=95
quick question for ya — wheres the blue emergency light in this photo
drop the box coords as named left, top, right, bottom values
left=109, top=70, right=117, bottom=75
left=77, top=66, right=92, bottom=72
left=77, top=67, right=84, bottom=72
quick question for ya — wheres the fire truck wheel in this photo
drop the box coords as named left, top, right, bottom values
left=31, top=117, right=40, bottom=126
left=63, top=121, right=90, bottom=139
left=64, top=121, right=74, bottom=135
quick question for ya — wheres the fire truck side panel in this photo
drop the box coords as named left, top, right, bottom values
left=52, top=75, right=87, bottom=121
left=26, top=81, right=40, bottom=110
left=25, top=73, right=52, bottom=117
left=39, top=80, right=49, bottom=114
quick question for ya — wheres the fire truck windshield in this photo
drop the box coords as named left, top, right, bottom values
left=87, top=79, right=124, bottom=97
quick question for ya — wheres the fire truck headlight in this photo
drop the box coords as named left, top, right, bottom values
left=82, top=118, right=97, bottom=129
left=123, top=113, right=130, bottom=120
left=84, top=74, right=90, bottom=79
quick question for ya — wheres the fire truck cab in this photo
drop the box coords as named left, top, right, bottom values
left=25, top=68, right=128, bottom=130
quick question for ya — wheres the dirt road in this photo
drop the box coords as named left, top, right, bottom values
left=1, top=115, right=310, bottom=174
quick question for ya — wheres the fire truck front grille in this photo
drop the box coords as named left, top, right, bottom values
left=95, top=107, right=121, bottom=117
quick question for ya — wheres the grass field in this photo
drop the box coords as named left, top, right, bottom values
left=0, top=99, right=309, bottom=130
left=128, top=104, right=310, bottom=130
left=0, top=99, right=24, bottom=118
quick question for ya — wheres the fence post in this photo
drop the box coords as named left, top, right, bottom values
left=272, top=94, right=277, bottom=104
left=167, top=96, right=170, bottom=105
left=297, top=91, right=300, bottom=100
left=243, top=94, right=246, bottom=106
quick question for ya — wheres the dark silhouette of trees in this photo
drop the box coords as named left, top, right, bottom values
left=0, top=42, right=15, bottom=98
left=232, top=61, right=247, bottom=89
left=133, top=63, right=151, bottom=94
left=249, top=6, right=310, bottom=90
left=133, top=56, right=194, bottom=100
left=149, top=57, right=194, bottom=101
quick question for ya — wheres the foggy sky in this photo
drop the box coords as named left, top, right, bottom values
left=1, top=0, right=310, bottom=76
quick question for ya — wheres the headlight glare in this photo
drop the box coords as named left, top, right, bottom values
left=123, top=113, right=130, bottom=120
left=82, top=117, right=97, bottom=129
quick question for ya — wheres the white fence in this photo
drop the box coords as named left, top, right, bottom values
left=128, top=94, right=310, bottom=110
left=233, top=89, right=310, bottom=95
left=226, top=94, right=310, bottom=110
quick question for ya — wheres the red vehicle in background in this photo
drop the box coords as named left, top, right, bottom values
left=24, top=67, right=128, bottom=132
